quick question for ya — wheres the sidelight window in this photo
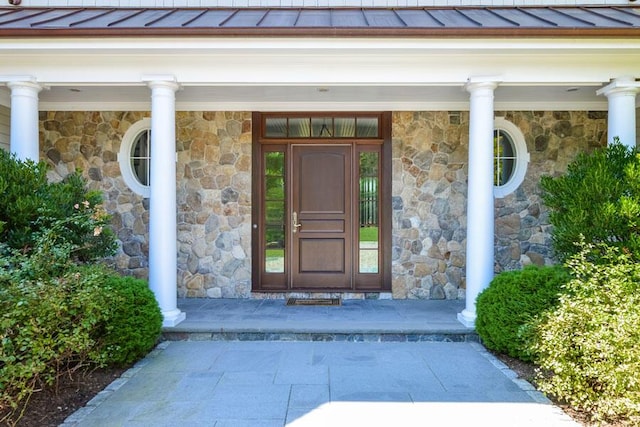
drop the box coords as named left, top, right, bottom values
left=358, top=151, right=380, bottom=274
left=264, top=151, right=286, bottom=274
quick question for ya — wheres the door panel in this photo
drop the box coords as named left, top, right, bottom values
left=291, top=145, right=352, bottom=289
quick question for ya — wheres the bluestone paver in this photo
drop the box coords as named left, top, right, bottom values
left=61, top=300, right=579, bottom=426
left=64, top=340, right=579, bottom=427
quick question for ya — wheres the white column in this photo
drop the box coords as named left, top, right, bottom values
left=144, top=76, right=185, bottom=327
left=7, top=80, right=42, bottom=162
left=597, top=76, right=640, bottom=149
left=458, top=78, right=500, bottom=328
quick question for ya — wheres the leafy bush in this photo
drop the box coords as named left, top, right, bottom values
left=91, top=274, right=163, bottom=367
left=541, top=139, right=640, bottom=262
left=0, top=149, right=161, bottom=423
left=0, top=264, right=112, bottom=420
left=534, top=244, right=640, bottom=424
left=0, top=262, right=162, bottom=421
left=0, top=150, right=116, bottom=262
left=475, top=265, right=570, bottom=361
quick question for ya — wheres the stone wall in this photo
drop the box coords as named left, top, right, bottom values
left=40, top=109, right=606, bottom=300
left=40, top=111, right=253, bottom=299
left=391, top=110, right=606, bottom=299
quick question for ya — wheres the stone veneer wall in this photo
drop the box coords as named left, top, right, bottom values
left=40, top=111, right=253, bottom=299
left=391, top=110, right=606, bottom=299
left=40, top=110, right=606, bottom=299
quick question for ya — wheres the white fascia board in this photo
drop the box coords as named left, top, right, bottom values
left=2, top=49, right=639, bottom=87
left=2, top=37, right=640, bottom=53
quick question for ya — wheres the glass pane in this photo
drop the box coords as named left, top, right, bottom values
left=266, top=151, right=284, bottom=174
left=356, top=117, right=379, bottom=137
left=311, top=117, right=333, bottom=138
left=131, top=130, right=150, bottom=186
left=359, top=249, right=379, bottom=274
left=359, top=151, right=379, bottom=273
left=264, top=151, right=285, bottom=274
left=265, top=176, right=284, bottom=200
left=265, top=118, right=287, bottom=138
left=494, top=130, right=516, bottom=186
left=289, top=118, right=310, bottom=137
left=265, top=226, right=285, bottom=273
left=359, top=227, right=379, bottom=274
left=265, top=201, right=285, bottom=223
left=334, top=117, right=356, bottom=137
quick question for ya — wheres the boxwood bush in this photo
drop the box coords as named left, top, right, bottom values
left=91, top=273, right=163, bottom=367
left=534, top=244, right=640, bottom=424
left=475, top=265, right=570, bottom=361
left=0, top=262, right=162, bottom=422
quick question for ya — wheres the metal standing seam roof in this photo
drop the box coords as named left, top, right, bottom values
left=0, top=6, right=639, bottom=37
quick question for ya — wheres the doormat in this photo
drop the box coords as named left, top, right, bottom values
left=286, top=298, right=341, bottom=306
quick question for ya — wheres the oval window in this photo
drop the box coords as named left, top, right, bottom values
left=118, top=118, right=151, bottom=197
left=494, top=118, right=529, bottom=198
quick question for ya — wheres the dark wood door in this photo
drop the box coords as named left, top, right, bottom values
left=291, top=145, right=352, bottom=289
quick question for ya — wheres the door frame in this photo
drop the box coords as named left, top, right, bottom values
left=251, top=112, right=392, bottom=293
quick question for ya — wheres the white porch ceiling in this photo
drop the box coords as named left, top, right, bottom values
left=31, top=83, right=609, bottom=112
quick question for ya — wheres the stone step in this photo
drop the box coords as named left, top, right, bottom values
left=162, top=330, right=479, bottom=342
left=162, top=298, right=478, bottom=343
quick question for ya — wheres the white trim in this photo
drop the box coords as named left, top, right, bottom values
left=118, top=118, right=151, bottom=198
left=493, top=117, right=530, bottom=198
left=37, top=100, right=610, bottom=112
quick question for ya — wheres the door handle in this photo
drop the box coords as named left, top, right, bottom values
left=292, top=211, right=302, bottom=233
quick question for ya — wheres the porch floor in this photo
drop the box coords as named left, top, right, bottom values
left=164, top=298, right=477, bottom=342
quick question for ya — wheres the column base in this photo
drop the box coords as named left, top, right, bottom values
left=457, top=309, right=476, bottom=329
left=162, top=309, right=186, bottom=327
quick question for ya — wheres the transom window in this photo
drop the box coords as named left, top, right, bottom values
left=264, top=115, right=380, bottom=139
left=118, top=118, right=151, bottom=198
left=493, top=117, right=529, bottom=198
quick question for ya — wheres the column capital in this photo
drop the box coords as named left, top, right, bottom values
left=4, top=77, right=44, bottom=93
left=142, top=75, right=180, bottom=92
left=464, top=76, right=501, bottom=94
left=597, top=76, right=640, bottom=97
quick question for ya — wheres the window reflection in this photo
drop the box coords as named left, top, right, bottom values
left=356, top=117, right=379, bottom=138
left=131, top=129, right=151, bottom=186
left=264, top=152, right=285, bottom=273
left=263, top=115, right=380, bottom=140
left=312, top=117, right=333, bottom=137
left=494, top=129, right=516, bottom=186
left=359, top=151, right=379, bottom=274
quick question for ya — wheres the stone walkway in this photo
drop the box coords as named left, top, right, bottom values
left=61, top=299, right=579, bottom=426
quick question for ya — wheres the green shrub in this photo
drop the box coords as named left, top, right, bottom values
left=0, top=264, right=112, bottom=420
left=0, top=150, right=116, bottom=262
left=0, top=262, right=162, bottom=422
left=534, top=244, right=640, bottom=424
left=91, top=274, right=163, bottom=367
left=541, top=139, right=640, bottom=262
left=475, top=265, right=570, bottom=361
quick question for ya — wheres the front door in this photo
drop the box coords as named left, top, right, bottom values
left=291, top=145, right=352, bottom=289
left=252, top=112, right=391, bottom=293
